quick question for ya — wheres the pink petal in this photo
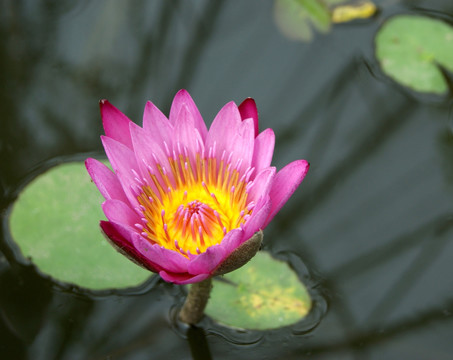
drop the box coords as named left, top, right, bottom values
left=242, top=194, right=271, bottom=240
left=129, top=122, right=174, bottom=190
left=174, top=104, right=204, bottom=165
left=100, top=220, right=134, bottom=245
left=101, top=136, right=142, bottom=208
left=206, top=103, right=254, bottom=173
left=159, top=270, right=210, bottom=285
left=131, top=235, right=190, bottom=273
left=238, top=98, right=259, bottom=137
left=214, top=228, right=246, bottom=258
left=205, top=101, right=241, bottom=158
left=100, top=221, right=162, bottom=273
left=246, top=167, right=276, bottom=202
left=169, top=89, right=207, bottom=141
left=187, top=229, right=244, bottom=275
left=233, top=118, right=255, bottom=172
left=142, top=101, right=172, bottom=142
left=102, top=199, right=141, bottom=228
left=187, top=244, right=226, bottom=275
left=100, top=100, right=133, bottom=149
left=252, top=128, right=275, bottom=173
left=263, top=160, right=310, bottom=228
left=104, top=220, right=191, bottom=275
left=85, top=158, right=129, bottom=203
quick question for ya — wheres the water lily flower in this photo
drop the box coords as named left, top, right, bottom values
left=86, top=90, right=309, bottom=284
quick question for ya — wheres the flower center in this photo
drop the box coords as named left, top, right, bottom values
left=136, top=151, right=254, bottom=256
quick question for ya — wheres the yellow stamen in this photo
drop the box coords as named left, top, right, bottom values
left=138, top=153, right=252, bottom=257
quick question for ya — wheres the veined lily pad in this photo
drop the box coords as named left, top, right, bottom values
left=205, top=251, right=311, bottom=330
left=8, top=161, right=151, bottom=290
left=375, top=15, right=453, bottom=95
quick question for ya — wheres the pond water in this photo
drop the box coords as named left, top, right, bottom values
left=1, top=1, right=453, bottom=359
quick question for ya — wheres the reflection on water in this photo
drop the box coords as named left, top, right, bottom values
left=1, top=0, right=453, bottom=359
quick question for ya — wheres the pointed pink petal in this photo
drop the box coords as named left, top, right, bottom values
left=100, top=221, right=162, bottom=273
left=142, top=100, right=173, bottom=145
left=126, top=123, right=165, bottom=198
left=174, top=104, right=203, bottom=165
left=263, top=160, right=310, bottom=228
left=239, top=98, right=259, bottom=137
left=169, top=89, right=207, bottom=141
left=206, top=103, right=254, bottom=173
left=252, top=128, right=275, bottom=173
left=85, top=158, right=129, bottom=203
left=100, top=100, right=133, bottom=148
left=247, top=167, right=276, bottom=202
left=159, top=270, right=210, bottom=285
left=102, top=199, right=141, bottom=228
left=206, top=101, right=241, bottom=156
left=101, top=136, right=141, bottom=208
left=233, top=118, right=255, bottom=172
left=129, top=122, right=174, bottom=191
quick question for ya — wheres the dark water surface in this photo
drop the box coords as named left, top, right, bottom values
left=2, top=1, right=453, bottom=359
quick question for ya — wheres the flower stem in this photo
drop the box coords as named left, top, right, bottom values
left=179, top=278, right=213, bottom=325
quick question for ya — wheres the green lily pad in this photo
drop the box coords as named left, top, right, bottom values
left=274, top=0, right=332, bottom=42
left=375, top=15, right=453, bottom=95
left=205, top=251, right=311, bottom=330
left=8, top=161, right=151, bottom=290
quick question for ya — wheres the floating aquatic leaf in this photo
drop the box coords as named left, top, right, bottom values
left=375, top=15, right=453, bottom=95
left=8, top=162, right=151, bottom=290
left=274, top=0, right=371, bottom=41
left=205, top=251, right=311, bottom=330
left=274, top=0, right=331, bottom=42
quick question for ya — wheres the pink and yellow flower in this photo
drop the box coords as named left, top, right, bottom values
left=86, top=90, right=309, bottom=284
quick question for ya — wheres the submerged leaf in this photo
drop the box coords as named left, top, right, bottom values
left=205, top=251, right=311, bottom=330
left=274, top=0, right=371, bottom=41
left=9, top=162, right=151, bottom=290
left=375, top=15, right=453, bottom=95
left=331, top=1, right=377, bottom=24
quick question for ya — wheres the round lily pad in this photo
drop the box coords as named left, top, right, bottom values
left=8, top=161, right=151, bottom=290
left=375, top=15, right=453, bottom=94
left=205, top=251, right=312, bottom=330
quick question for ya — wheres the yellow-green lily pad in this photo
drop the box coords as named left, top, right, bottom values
left=205, top=251, right=312, bottom=330
left=375, top=15, right=453, bottom=95
left=8, top=161, right=151, bottom=290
